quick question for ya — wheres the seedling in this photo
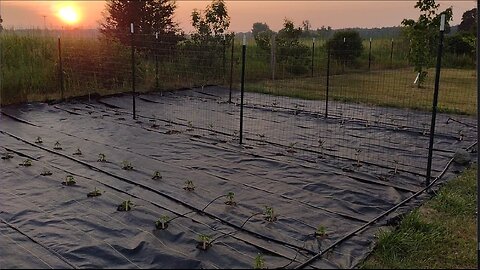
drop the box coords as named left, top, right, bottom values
left=258, top=133, right=266, bottom=139
left=422, top=123, right=429, bottom=136
left=264, top=206, right=276, bottom=222
left=150, top=118, right=160, bottom=129
left=40, top=169, right=52, bottom=176
left=354, top=149, right=362, bottom=167
left=155, top=215, right=170, bottom=230
left=73, top=148, right=82, bottom=156
left=287, top=142, right=297, bottom=153
left=318, top=139, right=325, bottom=156
left=20, top=159, right=32, bottom=167
left=208, top=123, right=214, bottom=130
left=87, top=187, right=102, bottom=197
left=183, top=180, right=195, bottom=191
left=121, top=160, right=133, bottom=170
left=294, top=104, right=299, bottom=115
left=272, top=100, right=278, bottom=107
left=186, top=121, right=194, bottom=131
left=152, top=170, right=163, bottom=180
left=1, top=152, right=14, bottom=160
left=197, top=234, right=212, bottom=250
left=393, top=159, right=399, bottom=175
left=97, top=153, right=107, bottom=162
left=365, top=120, right=370, bottom=127
left=315, top=225, right=328, bottom=239
left=54, top=141, right=62, bottom=150
left=458, top=130, right=464, bottom=141
left=253, top=253, right=265, bottom=269
left=117, top=200, right=133, bottom=211
left=225, top=192, right=236, bottom=206
left=62, top=175, right=76, bottom=186
left=35, top=137, right=43, bottom=144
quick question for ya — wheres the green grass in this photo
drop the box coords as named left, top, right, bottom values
left=362, top=165, right=478, bottom=269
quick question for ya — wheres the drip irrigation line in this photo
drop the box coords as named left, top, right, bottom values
left=294, top=140, right=478, bottom=269
left=447, top=117, right=477, bottom=128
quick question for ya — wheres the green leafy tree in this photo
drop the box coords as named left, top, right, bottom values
left=458, top=8, right=477, bottom=34
left=326, top=30, right=364, bottom=62
left=252, top=22, right=274, bottom=50
left=445, top=32, right=476, bottom=56
left=100, top=0, right=182, bottom=45
left=401, top=0, right=452, bottom=88
left=276, top=19, right=310, bottom=75
left=191, top=0, right=230, bottom=44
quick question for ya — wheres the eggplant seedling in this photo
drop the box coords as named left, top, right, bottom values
left=35, top=137, right=43, bottom=144
left=62, top=175, right=76, bottom=186
left=54, top=141, right=62, bottom=150
left=225, top=192, right=236, bottom=206
left=97, top=153, right=107, bottom=162
left=40, top=169, right=52, bottom=176
left=155, top=215, right=170, bottom=230
left=1, top=152, right=14, bottom=160
left=315, top=225, right=328, bottom=239
left=264, top=206, right=276, bottom=222
left=152, top=170, right=163, bottom=180
left=87, top=187, right=102, bottom=197
left=117, top=200, right=133, bottom=211
left=183, top=180, right=195, bottom=191
left=197, top=234, right=212, bottom=250
left=121, top=160, right=133, bottom=170
left=73, top=148, right=82, bottom=156
left=20, top=159, right=32, bottom=167
left=254, top=253, right=265, bottom=269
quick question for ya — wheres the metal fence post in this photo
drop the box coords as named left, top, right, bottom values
left=311, top=37, right=315, bottom=77
left=58, top=36, right=64, bottom=101
left=239, top=35, right=246, bottom=144
left=325, top=45, right=330, bottom=118
left=223, top=35, right=226, bottom=84
left=271, top=34, right=276, bottom=81
left=155, top=32, right=159, bottom=90
left=131, top=23, right=136, bottom=120
left=390, top=38, right=394, bottom=68
left=368, top=37, right=372, bottom=71
left=229, top=33, right=234, bottom=103
left=426, top=14, right=446, bottom=187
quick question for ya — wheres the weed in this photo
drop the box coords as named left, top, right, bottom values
left=225, top=192, right=236, bottom=206
left=62, top=175, right=76, bottom=186
left=183, top=180, right=195, bottom=191
left=264, top=206, right=276, bottom=222
left=20, top=159, right=32, bottom=167
left=254, top=253, right=265, bottom=269
left=87, top=187, right=102, bottom=197
left=117, top=200, right=133, bottom=211
left=53, top=141, right=62, bottom=150
left=35, top=136, right=43, bottom=144
left=155, top=215, right=170, bottom=230
left=121, top=160, right=133, bottom=170
left=73, top=148, right=82, bottom=156
left=1, top=152, right=14, bottom=160
left=315, top=225, right=328, bottom=239
left=97, top=153, right=107, bottom=162
left=40, top=168, right=52, bottom=176
left=197, top=234, right=212, bottom=250
left=152, top=170, right=163, bottom=180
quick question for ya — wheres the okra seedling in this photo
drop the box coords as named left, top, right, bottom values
left=152, top=170, right=163, bottom=180
left=254, top=253, right=265, bottom=269
left=197, top=234, right=212, bottom=250
left=1, top=152, right=14, bottom=160
left=264, top=206, right=276, bottom=222
left=183, top=180, right=195, bottom=191
left=62, top=175, right=76, bottom=186
left=225, top=192, right=236, bottom=206
left=73, top=148, right=82, bottom=156
left=54, top=141, right=62, bottom=150
left=315, top=225, right=328, bottom=238
left=87, top=187, right=102, bottom=197
left=35, top=137, right=43, bottom=144
left=121, top=160, right=133, bottom=170
left=20, top=159, right=32, bottom=167
left=97, top=153, right=107, bottom=162
left=40, top=169, right=52, bottom=176
left=155, top=215, right=170, bottom=230
left=117, top=200, right=133, bottom=211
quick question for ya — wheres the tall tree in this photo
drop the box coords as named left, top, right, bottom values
left=191, top=0, right=230, bottom=44
left=252, top=22, right=274, bottom=50
left=100, top=0, right=182, bottom=45
left=458, top=8, right=477, bottom=34
left=326, top=30, right=364, bottom=63
left=401, top=0, right=452, bottom=88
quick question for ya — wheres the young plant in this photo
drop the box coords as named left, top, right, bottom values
left=35, top=136, right=43, bottom=144
left=422, top=123, right=429, bottom=136
left=40, top=168, right=52, bottom=176
left=225, top=192, right=236, bottom=206
left=150, top=118, right=160, bottom=129
left=197, top=234, right=212, bottom=250
left=458, top=130, right=464, bottom=141
left=62, top=175, right=76, bottom=186
left=183, top=180, right=195, bottom=191
left=73, top=148, right=82, bottom=156
left=315, top=225, right=328, bottom=239
left=393, top=159, right=399, bottom=175
left=318, top=139, right=325, bottom=158
left=155, top=215, right=170, bottom=230
left=20, top=159, right=32, bottom=167
left=121, top=160, right=133, bottom=170
left=87, top=187, right=102, bottom=197
left=53, top=141, right=62, bottom=150
left=97, top=153, right=107, bottom=162
left=1, top=152, right=14, bottom=160
left=152, top=170, right=163, bottom=180
left=117, top=200, right=133, bottom=211
left=264, top=206, right=276, bottom=222
left=287, top=142, right=297, bottom=153
left=208, top=123, right=214, bottom=131
left=253, top=253, right=265, bottom=269
left=365, top=120, right=370, bottom=128
left=354, top=148, right=362, bottom=167
left=186, top=121, right=194, bottom=131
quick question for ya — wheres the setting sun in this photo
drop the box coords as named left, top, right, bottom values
left=58, top=6, right=79, bottom=24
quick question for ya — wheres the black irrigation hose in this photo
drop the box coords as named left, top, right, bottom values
left=294, top=141, right=478, bottom=269
left=0, top=130, right=316, bottom=256
left=0, top=218, right=77, bottom=269
left=447, top=117, right=477, bottom=128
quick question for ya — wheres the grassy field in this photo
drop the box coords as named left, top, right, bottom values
left=362, top=165, right=477, bottom=269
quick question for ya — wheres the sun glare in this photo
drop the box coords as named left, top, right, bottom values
left=58, top=6, right=79, bottom=24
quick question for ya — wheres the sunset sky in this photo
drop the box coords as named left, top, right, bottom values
left=1, top=1, right=476, bottom=32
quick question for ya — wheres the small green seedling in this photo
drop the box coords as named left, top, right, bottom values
left=315, top=225, right=328, bottom=239
left=152, top=170, right=163, bottom=180
left=183, top=180, right=195, bottom=191
left=117, top=200, right=133, bottom=211
left=208, top=123, right=214, bottom=130
left=393, top=159, right=399, bottom=175
left=354, top=149, right=362, bottom=167
left=87, top=187, right=102, bottom=197
left=264, top=206, right=276, bottom=222
left=35, top=137, right=43, bottom=144
left=54, top=141, right=62, bottom=150
left=225, top=192, right=236, bottom=206
left=1, top=152, right=14, bottom=160
left=155, top=215, right=170, bottom=230
left=287, top=142, right=297, bottom=153
left=458, top=130, right=464, bottom=141
left=62, top=175, right=76, bottom=186
left=121, top=160, right=133, bottom=170
left=197, top=234, right=212, bottom=250
left=73, top=148, right=82, bottom=156
left=97, top=153, right=107, bottom=162
left=254, top=253, right=265, bottom=269
left=20, top=159, right=32, bottom=167
left=40, top=169, right=52, bottom=176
